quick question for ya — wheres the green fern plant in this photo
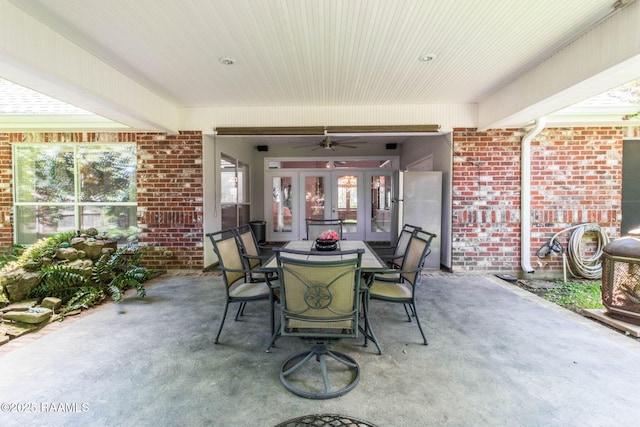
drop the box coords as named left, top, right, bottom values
left=63, top=287, right=106, bottom=314
left=31, top=265, right=90, bottom=302
left=27, top=241, right=149, bottom=316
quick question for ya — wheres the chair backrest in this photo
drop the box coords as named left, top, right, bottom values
left=400, top=230, right=437, bottom=286
left=306, top=218, right=344, bottom=241
left=234, top=224, right=262, bottom=270
left=206, top=229, right=245, bottom=290
left=275, top=248, right=363, bottom=339
left=391, top=224, right=422, bottom=268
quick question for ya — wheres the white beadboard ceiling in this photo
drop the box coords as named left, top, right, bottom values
left=2, top=0, right=640, bottom=132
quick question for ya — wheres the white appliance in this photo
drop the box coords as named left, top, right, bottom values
left=392, top=171, right=442, bottom=270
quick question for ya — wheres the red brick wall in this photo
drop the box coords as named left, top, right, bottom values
left=1, top=126, right=635, bottom=275
left=452, top=127, right=627, bottom=275
left=0, top=131, right=204, bottom=271
left=0, top=133, right=12, bottom=246
left=136, top=131, right=203, bottom=270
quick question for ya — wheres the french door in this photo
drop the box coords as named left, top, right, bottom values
left=298, top=171, right=363, bottom=239
left=267, top=170, right=391, bottom=242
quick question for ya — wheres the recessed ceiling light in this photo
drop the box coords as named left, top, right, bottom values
left=219, top=57, right=236, bottom=65
left=419, top=54, right=436, bottom=62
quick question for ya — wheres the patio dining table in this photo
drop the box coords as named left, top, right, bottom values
left=262, top=240, right=387, bottom=354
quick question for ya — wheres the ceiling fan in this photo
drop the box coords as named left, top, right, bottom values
left=294, top=136, right=365, bottom=151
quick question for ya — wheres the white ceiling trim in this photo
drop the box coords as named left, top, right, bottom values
left=0, top=0, right=179, bottom=132
left=478, top=0, right=640, bottom=130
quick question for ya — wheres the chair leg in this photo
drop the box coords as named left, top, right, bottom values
left=234, top=302, right=246, bottom=320
left=411, top=302, right=428, bottom=345
left=214, top=302, right=230, bottom=344
left=361, top=292, right=382, bottom=355
left=403, top=303, right=412, bottom=321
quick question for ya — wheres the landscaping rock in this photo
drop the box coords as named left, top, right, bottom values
left=0, top=334, right=9, bottom=345
left=55, top=247, right=79, bottom=261
left=64, top=309, right=82, bottom=317
left=23, top=259, right=42, bottom=271
left=41, top=297, right=62, bottom=312
left=0, top=299, right=38, bottom=313
left=1, top=322, right=40, bottom=338
left=67, top=258, right=93, bottom=274
left=4, top=307, right=53, bottom=324
left=71, top=239, right=117, bottom=260
left=2, top=270, right=42, bottom=302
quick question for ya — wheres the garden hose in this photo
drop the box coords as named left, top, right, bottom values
left=537, top=223, right=609, bottom=280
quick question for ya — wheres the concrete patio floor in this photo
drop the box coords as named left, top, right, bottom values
left=1, top=272, right=640, bottom=426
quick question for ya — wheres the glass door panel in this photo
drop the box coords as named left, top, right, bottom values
left=365, top=171, right=392, bottom=241
left=304, top=175, right=327, bottom=221
left=332, top=172, right=364, bottom=240
left=265, top=172, right=299, bottom=240
left=301, top=173, right=330, bottom=239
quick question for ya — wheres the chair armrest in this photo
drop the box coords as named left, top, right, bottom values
left=243, top=253, right=271, bottom=263
left=379, top=253, right=403, bottom=261
left=218, top=266, right=253, bottom=274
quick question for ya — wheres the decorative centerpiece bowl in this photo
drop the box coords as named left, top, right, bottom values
left=315, top=238, right=338, bottom=251
left=315, top=229, right=340, bottom=251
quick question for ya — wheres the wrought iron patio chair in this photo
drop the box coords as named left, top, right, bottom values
left=367, top=230, right=436, bottom=345
left=234, top=224, right=274, bottom=283
left=373, top=224, right=422, bottom=283
left=305, top=218, right=344, bottom=241
left=274, top=247, right=364, bottom=399
left=378, top=223, right=422, bottom=268
left=206, top=228, right=275, bottom=344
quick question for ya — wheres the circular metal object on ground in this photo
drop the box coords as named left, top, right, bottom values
left=275, top=413, right=377, bottom=427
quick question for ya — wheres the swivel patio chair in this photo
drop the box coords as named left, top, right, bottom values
left=206, top=228, right=275, bottom=344
left=305, top=218, right=344, bottom=241
left=274, top=247, right=364, bottom=399
left=367, top=230, right=436, bottom=346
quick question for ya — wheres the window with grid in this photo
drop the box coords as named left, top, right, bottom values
left=13, top=144, right=138, bottom=245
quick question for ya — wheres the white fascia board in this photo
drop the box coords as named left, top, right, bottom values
left=0, top=0, right=179, bottom=132
left=0, top=114, right=130, bottom=130
left=477, top=0, right=640, bottom=130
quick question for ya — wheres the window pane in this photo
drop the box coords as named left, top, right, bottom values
left=338, top=175, right=357, bottom=231
left=334, top=159, right=392, bottom=168
left=15, top=146, right=75, bottom=203
left=371, top=175, right=391, bottom=233
left=221, top=154, right=237, bottom=203
left=15, top=205, right=76, bottom=244
left=305, top=176, right=326, bottom=220
left=79, top=205, right=138, bottom=244
left=272, top=176, right=293, bottom=232
left=237, top=161, right=249, bottom=203
left=271, top=160, right=330, bottom=169
left=79, top=145, right=137, bottom=202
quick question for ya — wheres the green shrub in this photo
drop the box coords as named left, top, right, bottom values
left=0, top=244, right=25, bottom=269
